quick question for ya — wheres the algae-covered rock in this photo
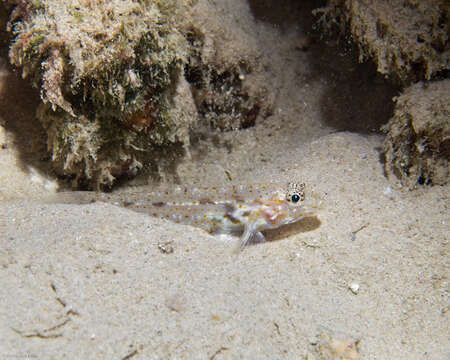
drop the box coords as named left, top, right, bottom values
left=382, top=79, right=449, bottom=188
left=184, top=28, right=270, bottom=132
left=2, top=0, right=271, bottom=187
left=3, top=0, right=271, bottom=188
left=314, top=0, right=449, bottom=84
left=5, top=0, right=190, bottom=187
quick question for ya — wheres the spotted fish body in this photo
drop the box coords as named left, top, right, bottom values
left=75, top=181, right=317, bottom=248
left=54, top=182, right=317, bottom=248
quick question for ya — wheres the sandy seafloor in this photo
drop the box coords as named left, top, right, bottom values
left=0, top=1, right=449, bottom=359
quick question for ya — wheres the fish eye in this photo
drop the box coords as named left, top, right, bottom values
left=291, top=194, right=300, bottom=203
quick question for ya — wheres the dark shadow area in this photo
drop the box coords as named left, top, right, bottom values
left=0, top=5, right=57, bottom=187
left=308, top=41, right=400, bottom=133
left=263, top=216, right=322, bottom=244
left=0, top=56, right=49, bottom=170
left=248, top=0, right=326, bottom=31
left=248, top=0, right=400, bottom=134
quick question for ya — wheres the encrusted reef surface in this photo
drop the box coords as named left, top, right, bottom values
left=315, top=0, right=449, bottom=188
left=383, top=80, right=449, bottom=188
left=3, top=0, right=271, bottom=188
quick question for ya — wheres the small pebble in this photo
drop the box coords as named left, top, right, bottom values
left=158, top=241, right=174, bottom=254
left=349, top=283, right=360, bottom=295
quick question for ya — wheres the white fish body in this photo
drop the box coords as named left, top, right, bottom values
left=53, top=182, right=318, bottom=248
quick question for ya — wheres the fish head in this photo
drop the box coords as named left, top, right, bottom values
left=258, top=182, right=320, bottom=229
